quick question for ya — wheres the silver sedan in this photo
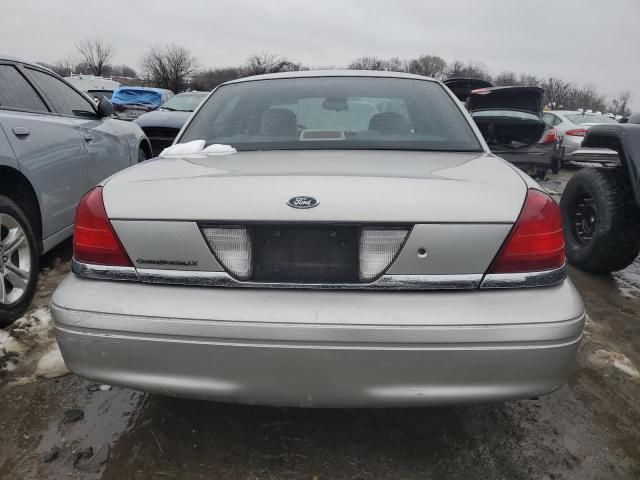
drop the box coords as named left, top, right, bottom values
left=543, top=110, right=618, bottom=163
left=52, top=71, right=585, bottom=407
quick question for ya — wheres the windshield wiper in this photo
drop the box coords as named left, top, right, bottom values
left=162, top=107, right=177, bottom=111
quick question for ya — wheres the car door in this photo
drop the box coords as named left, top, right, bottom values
left=0, top=62, right=88, bottom=240
left=22, top=67, right=132, bottom=187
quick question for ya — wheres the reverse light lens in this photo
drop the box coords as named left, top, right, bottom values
left=202, top=226, right=253, bottom=280
left=359, top=228, right=409, bottom=281
left=489, top=189, right=564, bottom=274
left=73, top=187, right=132, bottom=267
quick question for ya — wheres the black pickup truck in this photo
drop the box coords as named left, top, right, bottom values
left=560, top=115, right=640, bottom=273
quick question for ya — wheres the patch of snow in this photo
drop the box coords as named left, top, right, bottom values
left=0, top=329, right=25, bottom=357
left=34, top=344, right=69, bottom=379
left=589, top=349, right=640, bottom=379
left=202, top=144, right=237, bottom=155
left=159, top=140, right=237, bottom=158
left=2, top=306, right=68, bottom=381
left=159, top=140, right=205, bottom=157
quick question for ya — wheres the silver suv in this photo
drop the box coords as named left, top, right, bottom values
left=0, top=55, right=151, bottom=325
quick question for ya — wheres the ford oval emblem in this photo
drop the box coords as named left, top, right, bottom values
left=287, top=196, right=319, bottom=209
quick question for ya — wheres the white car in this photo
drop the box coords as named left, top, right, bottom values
left=543, top=110, right=618, bottom=163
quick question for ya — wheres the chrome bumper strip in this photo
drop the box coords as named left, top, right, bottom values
left=72, top=260, right=139, bottom=281
left=136, top=269, right=483, bottom=290
left=72, top=260, right=566, bottom=290
left=480, top=265, right=567, bottom=289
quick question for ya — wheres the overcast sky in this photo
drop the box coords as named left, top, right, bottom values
left=2, top=0, right=638, bottom=110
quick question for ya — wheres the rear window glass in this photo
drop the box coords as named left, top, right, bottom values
left=566, top=113, right=617, bottom=125
left=162, top=92, right=207, bottom=112
left=0, top=65, right=48, bottom=112
left=181, top=77, right=481, bottom=152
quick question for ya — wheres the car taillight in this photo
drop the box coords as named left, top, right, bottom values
left=73, top=187, right=132, bottom=267
left=488, top=189, right=564, bottom=274
left=565, top=128, right=587, bottom=137
left=540, top=127, right=557, bottom=144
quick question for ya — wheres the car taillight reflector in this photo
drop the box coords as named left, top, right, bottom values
left=202, top=226, right=253, bottom=280
left=488, top=189, right=564, bottom=274
left=540, top=127, right=557, bottom=144
left=73, top=187, right=132, bottom=267
left=565, top=128, right=587, bottom=137
left=359, top=228, right=409, bottom=281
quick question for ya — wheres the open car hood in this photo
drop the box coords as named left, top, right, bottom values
left=443, top=78, right=493, bottom=102
left=467, top=87, right=544, bottom=116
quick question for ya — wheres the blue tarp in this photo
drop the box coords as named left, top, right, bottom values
left=110, top=87, right=171, bottom=107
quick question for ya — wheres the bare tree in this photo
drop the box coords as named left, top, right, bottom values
left=243, top=51, right=302, bottom=76
left=447, top=61, right=491, bottom=81
left=192, top=67, right=242, bottom=91
left=141, top=44, right=198, bottom=92
left=37, top=58, right=75, bottom=77
left=517, top=73, right=540, bottom=87
left=609, top=91, right=633, bottom=117
left=111, top=64, right=138, bottom=78
left=492, top=71, right=518, bottom=86
left=75, top=38, right=114, bottom=76
left=408, top=55, right=447, bottom=80
left=348, top=56, right=409, bottom=72
left=383, top=57, right=409, bottom=72
left=348, top=56, right=388, bottom=71
left=540, top=77, right=572, bottom=109
left=565, top=85, right=607, bottom=112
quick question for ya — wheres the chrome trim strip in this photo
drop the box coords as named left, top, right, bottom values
left=135, top=269, right=482, bottom=290
left=72, top=260, right=566, bottom=290
left=72, top=259, right=139, bottom=282
left=480, top=265, right=567, bottom=289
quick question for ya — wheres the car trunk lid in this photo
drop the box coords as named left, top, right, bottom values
left=103, top=149, right=526, bottom=224
left=443, top=78, right=494, bottom=102
left=468, top=87, right=547, bottom=150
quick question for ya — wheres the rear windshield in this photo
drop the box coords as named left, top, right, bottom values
left=88, top=90, right=113, bottom=100
left=162, top=92, right=207, bottom=112
left=180, top=77, right=481, bottom=152
left=565, top=113, right=617, bottom=125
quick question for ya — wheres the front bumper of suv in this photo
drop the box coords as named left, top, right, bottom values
left=52, top=275, right=584, bottom=407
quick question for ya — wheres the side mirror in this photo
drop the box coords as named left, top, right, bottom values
left=97, top=97, right=114, bottom=118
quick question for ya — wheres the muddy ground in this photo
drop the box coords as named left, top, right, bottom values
left=1, top=170, right=639, bottom=480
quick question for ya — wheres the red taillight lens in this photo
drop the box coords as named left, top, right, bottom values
left=488, top=189, right=564, bottom=274
left=565, top=128, right=587, bottom=137
left=540, top=127, right=557, bottom=144
left=73, top=187, right=132, bottom=266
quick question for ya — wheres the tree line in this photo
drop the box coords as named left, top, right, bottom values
left=39, top=38, right=633, bottom=117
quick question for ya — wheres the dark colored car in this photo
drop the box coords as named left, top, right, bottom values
left=111, top=86, right=174, bottom=122
left=560, top=118, right=640, bottom=273
left=445, top=79, right=559, bottom=178
left=134, top=91, right=208, bottom=156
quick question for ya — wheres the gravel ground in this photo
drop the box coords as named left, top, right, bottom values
left=0, top=170, right=639, bottom=480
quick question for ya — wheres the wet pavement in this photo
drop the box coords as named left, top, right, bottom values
left=1, top=171, right=640, bottom=480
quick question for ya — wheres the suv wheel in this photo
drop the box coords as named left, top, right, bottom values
left=560, top=167, right=640, bottom=273
left=0, top=195, right=39, bottom=328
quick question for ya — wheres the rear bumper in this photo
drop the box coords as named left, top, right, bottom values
left=52, top=275, right=585, bottom=407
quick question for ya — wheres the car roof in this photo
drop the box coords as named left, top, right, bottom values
left=223, top=70, right=437, bottom=86
left=0, top=54, right=51, bottom=70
